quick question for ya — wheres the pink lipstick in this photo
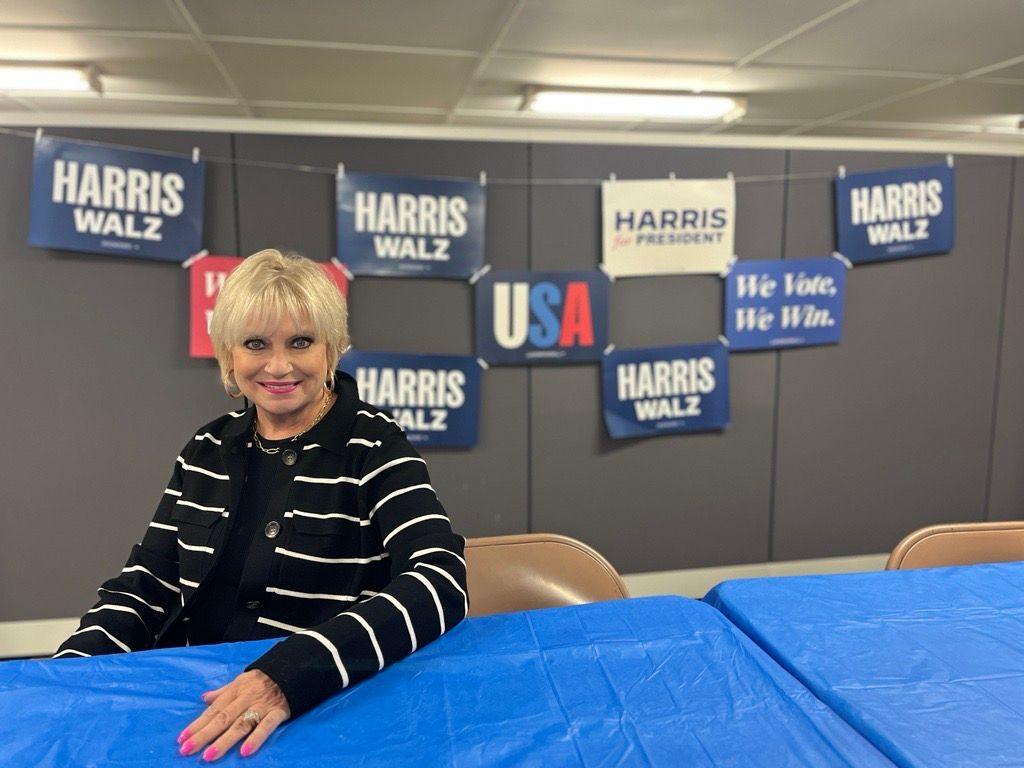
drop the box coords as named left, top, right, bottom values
left=259, top=381, right=299, bottom=395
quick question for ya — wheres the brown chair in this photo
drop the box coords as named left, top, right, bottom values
left=886, top=521, right=1024, bottom=570
left=464, top=533, right=629, bottom=617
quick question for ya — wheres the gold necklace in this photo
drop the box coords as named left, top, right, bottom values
left=253, top=388, right=335, bottom=455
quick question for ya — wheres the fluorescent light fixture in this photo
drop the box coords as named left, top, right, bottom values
left=0, top=64, right=101, bottom=93
left=524, top=88, right=745, bottom=122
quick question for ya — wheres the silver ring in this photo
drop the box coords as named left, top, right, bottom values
left=241, top=710, right=261, bottom=728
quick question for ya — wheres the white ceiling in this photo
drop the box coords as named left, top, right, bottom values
left=1, top=0, right=1023, bottom=148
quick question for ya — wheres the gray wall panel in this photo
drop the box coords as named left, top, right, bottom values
left=234, top=134, right=530, bottom=538
left=0, top=129, right=237, bottom=621
left=988, top=159, right=1024, bottom=520
left=773, top=151, right=1011, bottom=559
left=529, top=144, right=784, bottom=574
left=4, top=126, right=1023, bottom=624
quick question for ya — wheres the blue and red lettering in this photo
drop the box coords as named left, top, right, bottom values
left=493, top=280, right=596, bottom=350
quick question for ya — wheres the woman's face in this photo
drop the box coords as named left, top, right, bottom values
left=230, top=315, right=330, bottom=421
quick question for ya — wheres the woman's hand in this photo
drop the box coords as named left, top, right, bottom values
left=177, top=669, right=291, bottom=761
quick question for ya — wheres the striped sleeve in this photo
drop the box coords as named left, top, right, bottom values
left=51, top=444, right=189, bottom=659
left=247, top=427, right=467, bottom=715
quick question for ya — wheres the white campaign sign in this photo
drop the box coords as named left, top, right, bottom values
left=601, top=178, right=735, bottom=277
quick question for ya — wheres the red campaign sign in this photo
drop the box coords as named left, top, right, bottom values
left=189, top=256, right=350, bottom=359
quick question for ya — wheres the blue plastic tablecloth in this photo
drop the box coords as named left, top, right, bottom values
left=706, top=562, right=1024, bottom=768
left=0, top=596, right=892, bottom=767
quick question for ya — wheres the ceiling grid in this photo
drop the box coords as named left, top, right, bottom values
left=0, top=0, right=1019, bottom=149
left=164, top=0, right=253, bottom=116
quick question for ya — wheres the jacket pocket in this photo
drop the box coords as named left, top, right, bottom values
left=171, top=505, right=223, bottom=587
left=277, top=510, right=377, bottom=595
left=287, top=509, right=366, bottom=537
left=171, top=506, right=224, bottom=528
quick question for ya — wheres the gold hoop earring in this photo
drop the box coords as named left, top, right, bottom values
left=326, top=370, right=336, bottom=391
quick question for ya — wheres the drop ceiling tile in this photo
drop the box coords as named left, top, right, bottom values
left=0, top=30, right=233, bottom=97
left=985, top=63, right=1024, bottom=80
left=251, top=105, right=442, bottom=124
left=210, top=42, right=476, bottom=107
left=499, top=0, right=841, bottom=62
left=741, top=71, right=925, bottom=121
left=183, top=0, right=508, bottom=50
left=760, top=0, right=1024, bottom=76
left=851, top=81, right=1024, bottom=124
left=0, top=0, right=186, bottom=31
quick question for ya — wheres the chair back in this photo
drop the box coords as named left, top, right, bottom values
left=464, top=533, right=629, bottom=617
left=886, top=521, right=1024, bottom=570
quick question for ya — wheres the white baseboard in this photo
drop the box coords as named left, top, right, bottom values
left=622, top=553, right=888, bottom=599
left=0, top=553, right=888, bottom=659
left=0, top=617, right=78, bottom=660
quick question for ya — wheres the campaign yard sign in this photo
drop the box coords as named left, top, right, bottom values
left=602, top=342, right=729, bottom=439
left=725, top=257, right=846, bottom=350
left=339, top=351, right=481, bottom=447
left=475, top=270, right=609, bottom=365
left=835, top=164, right=955, bottom=263
left=601, top=177, right=735, bottom=277
left=336, top=170, right=485, bottom=278
left=189, top=256, right=349, bottom=358
left=29, top=137, right=205, bottom=262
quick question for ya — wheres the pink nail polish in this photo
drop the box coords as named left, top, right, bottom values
left=179, top=739, right=194, bottom=755
left=240, top=744, right=253, bottom=758
left=202, top=746, right=218, bottom=761
left=177, top=729, right=190, bottom=745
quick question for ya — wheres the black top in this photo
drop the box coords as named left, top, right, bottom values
left=187, top=433, right=295, bottom=645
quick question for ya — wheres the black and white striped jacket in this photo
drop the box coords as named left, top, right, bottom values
left=53, top=372, right=468, bottom=716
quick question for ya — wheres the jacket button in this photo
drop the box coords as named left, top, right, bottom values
left=265, top=521, right=281, bottom=539
left=282, top=449, right=297, bottom=466
left=245, top=600, right=261, bottom=611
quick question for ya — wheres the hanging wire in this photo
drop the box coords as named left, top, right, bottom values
left=0, top=125, right=836, bottom=184
left=0, top=124, right=995, bottom=186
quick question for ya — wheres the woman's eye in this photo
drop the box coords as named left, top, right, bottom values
left=292, top=337, right=313, bottom=349
left=243, top=339, right=265, bottom=351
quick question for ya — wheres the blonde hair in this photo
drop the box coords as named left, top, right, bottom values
left=209, top=249, right=349, bottom=396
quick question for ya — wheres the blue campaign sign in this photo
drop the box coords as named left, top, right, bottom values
left=29, top=137, right=205, bottom=262
left=339, top=350, right=481, bottom=447
left=835, top=163, right=955, bottom=263
left=475, top=270, right=609, bottom=365
left=725, top=257, right=846, bottom=350
left=336, top=170, right=485, bottom=278
left=602, top=342, right=729, bottom=439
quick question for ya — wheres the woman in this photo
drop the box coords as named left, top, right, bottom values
left=53, top=249, right=468, bottom=761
